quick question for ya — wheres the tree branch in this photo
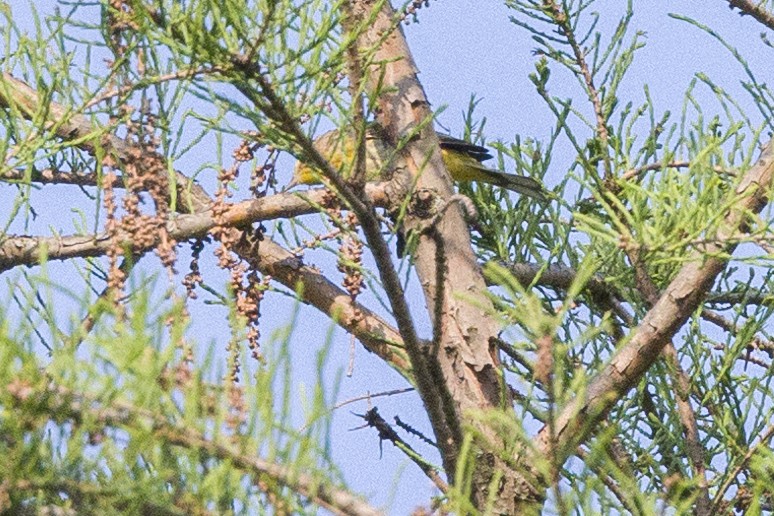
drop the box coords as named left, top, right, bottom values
left=0, top=166, right=393, bottom=226
left=496, top=261, right=632, bottom=321
left=0, top=73, right=413, bottom=376
left=544, top=0, right=611, bottom=179
left=348, top=1, right=543, bottom=508
left=726, top=0, right=774, bottom=31
left=534, top=138, right=774, bottom=466
left=0, top=72, right=212, bottom=215
left=0, top=225, right=412, bottom=375
left=8, top=382, right=382, bottom=516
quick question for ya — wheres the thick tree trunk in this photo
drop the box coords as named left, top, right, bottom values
left=348, top=1, right=545, bottom=511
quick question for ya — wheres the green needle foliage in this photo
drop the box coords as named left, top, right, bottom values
left=3, top=0, right=774, bottom=514
left=0, top=274, right=341, bottom=514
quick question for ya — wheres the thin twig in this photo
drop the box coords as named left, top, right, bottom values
left=575, top=446, right=640, bottom=515
left=496, top=261, right=634, bottom=326
left=299, top=387, right=415, bottom=433
left=702, top=309, right=774, bottom=359
left=545, top=0, right=611, bottom=178
left=0, top=74, right=418, bottom=382
left=226, top=53, right=456, bottom=465
left=355, top=407, right=448, bottom=493
left=712, top=420, right=774, bottom=509
left=8, top=382, right=382, bottom=516
left=662, top=344, right=711, bottom=514
left=621, top=240, right=711, bottom=513
left=84, top=67, right=219, bottom=109
left=533, top=138, right=774, bottom=480
left=620, top=160, right=735, bottom=181
left=335, top=388, right=416, bottom=411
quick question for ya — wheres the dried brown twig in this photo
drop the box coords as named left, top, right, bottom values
left=0, top=72, right=414, bottom=375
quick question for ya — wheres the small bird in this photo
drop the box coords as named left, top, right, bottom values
left=289, top=125, right=547, bottom=201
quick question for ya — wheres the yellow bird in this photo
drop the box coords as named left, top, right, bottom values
left=289, top=126, right=547, bottom=201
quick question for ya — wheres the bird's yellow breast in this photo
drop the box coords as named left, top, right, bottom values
left=292, top=129, right=392, bottom=185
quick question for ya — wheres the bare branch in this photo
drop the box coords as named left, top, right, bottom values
left=0, top=73, right=412, bottom=375
left=349, top=0, right=528, bottom=498
left=496, top=261, right=632, bottom=319
left=706, top=290, right=774, bottom=307
left=334, top=0, right=472, bottom=484
left=663, top=344, right=711, bottom=514
left=84, top=66, right=219, bottom=109
left=0, top=226, right=412, bottom=374
left=726, top=0, right=774, bottom=31
left=702, top=309, right=774, bottom=360
left=1, top=167, right=115, bottom=187
left=347, top=0, right=556, bottom=507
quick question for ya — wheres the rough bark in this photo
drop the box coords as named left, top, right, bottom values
left=349, top=1, right=543, bottom=510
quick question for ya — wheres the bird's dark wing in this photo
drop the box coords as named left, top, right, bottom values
left=436, top=133, right=493, bottom=163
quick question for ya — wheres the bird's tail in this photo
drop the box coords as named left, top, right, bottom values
left=476, top=165, right=547, bottom=202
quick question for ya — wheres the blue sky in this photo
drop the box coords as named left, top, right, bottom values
left=4, top=0, right=771, bottom=513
